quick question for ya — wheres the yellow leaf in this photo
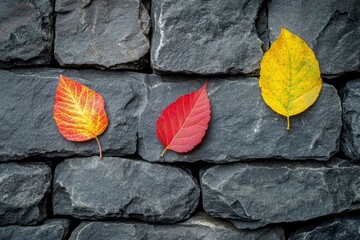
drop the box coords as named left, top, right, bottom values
left=259, top=27, right=322, bottom=130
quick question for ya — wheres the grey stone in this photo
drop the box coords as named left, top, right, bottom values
left=341, top=79, right=360, bottom=160
left=138, top=76, right=341, bottom=163
left=0, top=0, right=53, bottom=67
left=0, top=162, right=51, bottom=225
left=289, top=214, right=360, bottom=240
left=200, top=158, right=360, bottom=229
left=151, top=0, right=264, bottom=75
left=0, top=68, right=146, bottom=161
left=69, top=213, right=284, bottom=240
left=53, top=157, right=200, bottom=223
left=0, top=219, right=70, bottom=240
left=55, top=0, right=150, bottom=69
left=268, top=0, right=360, bottom=75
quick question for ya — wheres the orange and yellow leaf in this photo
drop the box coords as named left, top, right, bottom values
left=54, top=75, right=108, bottom=158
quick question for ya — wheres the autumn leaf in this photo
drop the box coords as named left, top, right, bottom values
left=156, top=81, right=211, bottom=157
left=259, top=27, right=322, bottom=130
left=54, top=75, right=108, bottom=159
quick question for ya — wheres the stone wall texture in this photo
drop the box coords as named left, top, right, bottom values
left=0, top=0, right=359, bottom=239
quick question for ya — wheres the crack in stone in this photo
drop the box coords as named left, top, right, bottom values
left=255, top=0, right=269, bottom=52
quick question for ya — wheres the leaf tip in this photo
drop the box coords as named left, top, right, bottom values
left=59, top=74, right=65, bottom=81
left=201, top=81, right=209, bottom=91
left=280, top=27, right=289, bottom=34
left=59, top=74, right=72, bottom=87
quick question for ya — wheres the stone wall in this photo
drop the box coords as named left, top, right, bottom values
left=1, top=0, right=360, bottom=239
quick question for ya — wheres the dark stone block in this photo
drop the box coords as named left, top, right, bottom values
left=341, top=79, right=360, bottom=160
left=0, top=219, right=70, bottom=240
left=69, top=213, right=284, bottom=240
left=55, top=0, right=150, bottom=69
left=53, top=157, right=200, bottom=223
left=201, top=159, right=360, bottom=229
left=151, top=0, right=264, bottom=75
left=138, top=76, right=341, bottom=162
left=0, top=0, right=53, bottom=67
left=0, top=162, right=51, bottom=225
left=289, top=214, right=360, bottom=240
left=0, top=68, right=146, bottom=161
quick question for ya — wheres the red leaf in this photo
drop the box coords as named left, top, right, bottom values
left=156, top=81, right=211, bottom=157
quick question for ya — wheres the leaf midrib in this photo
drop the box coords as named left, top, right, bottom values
left=286, top=42, right=293, bottom=116
left=63, top=80, right=97, bottom=137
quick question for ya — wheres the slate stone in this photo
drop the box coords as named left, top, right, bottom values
left=0, top=219, right=70, bottom=240
left=289, top=214, right=360, bottom=240
left=200, top=158, right=360, bottom=229
left=0, top=162, right=51, bottom=225
left=341, top=79, right=360, bottom=161
left=0, top=68, right=146, bottom=161
left=268, top=0, right=360, bottom=75
left=0, top=0, right=53, bottom=67
left=53, top=157, right=200, bottom=223
left=151, top=0, right=264, bottom=75
left=69, top=213, right=284, bottom=240
left=138, top=76, right=341, bottom=163
left=55, top=0, right=150, bottom=69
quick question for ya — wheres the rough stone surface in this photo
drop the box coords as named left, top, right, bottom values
left=0, top=219, right=70, bottom=240
left=55, top=0, right=150, bottom=69
left=0, top=162, right=51, bottom=225
left=151, top=0, right=264, bottom=75
left=200, top=158, right=360, bottom=229
left=289, top=214, right=360, bottom=240
left=138, top=76, right=341, bottom=163
left=53, top=157, right=200, bottom=223
left=0, top=0, right=53, bottom=67
left=341, top=79, right=360, bottom=161
left=0, top=68, right=146, bottom=161
left=69, top=213, right=284, bottom=240
left=268, top=0, right=360, bottom=75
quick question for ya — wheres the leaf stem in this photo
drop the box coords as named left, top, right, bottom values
left=160, top=148, right=167, bottom=158
left=287, top=116, right=290, bottom=131
left=95, top=137, right=103, bottom=160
